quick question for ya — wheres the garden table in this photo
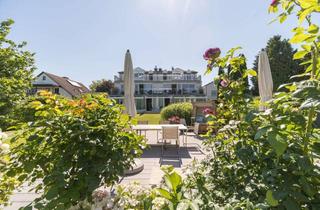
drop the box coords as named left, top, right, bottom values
left=132, top=124, right=188, bottom=145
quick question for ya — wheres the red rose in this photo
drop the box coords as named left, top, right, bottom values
left=203, top=48, right=221, bottom=60
left=271, top=0, right=279, bottom=7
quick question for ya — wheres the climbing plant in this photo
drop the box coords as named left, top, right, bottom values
left=184, top=1, right=320, bottom=209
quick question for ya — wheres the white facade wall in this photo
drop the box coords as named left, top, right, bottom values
left=33, top=73, right=73, bottom=98
left=203, top=82, right=217, bottom=100
left=33, top=73, right=58, bottom=86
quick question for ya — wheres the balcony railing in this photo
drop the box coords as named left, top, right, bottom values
left=110, top=89, right=205, bottom=96
left=114, top=75, right=201, bottom=82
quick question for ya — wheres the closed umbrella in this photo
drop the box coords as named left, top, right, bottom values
left=123, top=49, right=137, bottom=117
left=258, top=50, right=273, bottom=111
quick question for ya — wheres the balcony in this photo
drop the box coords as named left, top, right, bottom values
left=114, top=75, right=201, bottom=82
left=110, top=88, right=205, bottom=97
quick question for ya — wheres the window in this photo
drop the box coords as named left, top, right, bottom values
left=135, top=99, right=145, bottom=110
left=42, top=75, right=46, bottom=80
left=163, top=74, right=167, bottom=80
left=144, top=84, right=152, bottom=93
left=211, top=90, right=215, bottom=96
left=54, top=88, right=60, bottom=94
left=182, top=84, right=195, bottom=93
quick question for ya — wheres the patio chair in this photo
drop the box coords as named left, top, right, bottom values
left=180, top=118, right=194, bottom=132
left=179, top=118, right=191, bottom=145
left=157, top=120, right=170, bottom=142
left=160, top=126, right=181, bottom=166
left=137, top=120, right=148, bottom=136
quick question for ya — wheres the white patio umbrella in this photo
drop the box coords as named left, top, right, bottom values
left=123, top=49, right=137, bottom=117
left=258, top=50, right=273, bottom=111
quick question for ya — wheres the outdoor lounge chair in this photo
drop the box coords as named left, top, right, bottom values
left=180, top=118, right=193, bottom=132
left=160, top=126, right=181, bottom=166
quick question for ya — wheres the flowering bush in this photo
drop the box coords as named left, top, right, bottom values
left=160, top=102, right=193, bottom=125
left=0, top=91, right=146, bottom=209
left=111, top=182, right=154, bottom=209
left=97, top=166, right=199, bottom=210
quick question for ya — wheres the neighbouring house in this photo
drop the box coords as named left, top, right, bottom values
left=202, top=81, right=218, bottom=100
left=31, top=72, right=90, bottom=98
left=110, top=66, right=208, bottom=112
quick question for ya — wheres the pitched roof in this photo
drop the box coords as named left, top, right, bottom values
left=37, top=72, right=90, bottom=97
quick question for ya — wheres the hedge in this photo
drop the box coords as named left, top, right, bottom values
left=160, top=102, right=193, bottom=125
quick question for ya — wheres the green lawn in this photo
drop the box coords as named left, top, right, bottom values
left=134, top=113, right=161, bottom=124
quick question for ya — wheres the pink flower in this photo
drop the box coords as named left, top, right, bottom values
left=220, top=79, right=228, bottom=87
left=203, top=48, right=221, bottom=60
left=270, top=0, right=279, bottom=6
left=168, top=116, right=180, bottom=124
left=203, top=108, right=215, bottom=115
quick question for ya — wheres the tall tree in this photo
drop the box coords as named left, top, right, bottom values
left=251, top=35, right=303, bottom=95
left=89, top=79, right=115, bottom=94
left=0, top=19, right=35, bottom=129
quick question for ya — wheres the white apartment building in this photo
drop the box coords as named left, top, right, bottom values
left=110, top=67, right=209, bottom=112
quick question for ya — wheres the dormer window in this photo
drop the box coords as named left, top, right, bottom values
left=42, top=75, right=46, bottom=80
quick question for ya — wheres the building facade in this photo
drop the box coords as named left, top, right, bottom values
left=110, top=67, right=208, bottom=112
left=31, top=72, right=90, bottom=98
left=202, top=81, right=218, bottom=100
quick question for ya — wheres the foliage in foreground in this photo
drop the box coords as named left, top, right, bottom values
left=160, top=102, right=193, bottom=125
left=0, top=19, right=35, bottom=130
left=0, top=92, right=146, bottom=209
left=90, top=166, right=261, bottom=210
left=184, top=1, right=320, bottom=209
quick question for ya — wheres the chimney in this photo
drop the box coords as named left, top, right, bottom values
left=154, top=65, right=158, bottom=71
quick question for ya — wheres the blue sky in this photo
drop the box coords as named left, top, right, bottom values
left=0, top=0, right=297, bottom=86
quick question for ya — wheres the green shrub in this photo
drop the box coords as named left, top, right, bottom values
left=160, top=102, right=192, bottom=125
left=1, top=91, right=146, bottom=209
